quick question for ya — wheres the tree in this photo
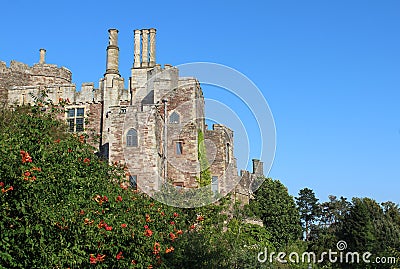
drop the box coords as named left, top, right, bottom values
left=295, top=187, right=320, bottom=241
left=250, top=177, right=302, bottom=248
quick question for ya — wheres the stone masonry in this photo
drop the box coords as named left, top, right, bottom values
left=0, top=28, right=264, bottom=204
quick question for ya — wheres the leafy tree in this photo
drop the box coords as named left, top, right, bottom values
left=197, top=129, right=211, bottom=187
left=295, top=187, right=320, bottom=241
left=250, top=177, right=302, bottom=248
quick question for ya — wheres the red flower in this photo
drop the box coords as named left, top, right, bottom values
left=0, top=182, right=4, bottom=187
left=83, top=158, right=90, bottom=164
left=24, top=171, right=31, bottom=177
left=170, top=221, right=175, bottom=225
left=89, top=254, right=97, bottom=264
left=80, top=210, right=85, bottom=215
left=20, top=150, right=32, bottom=163
left=196, top=215, right=204, bottom=221
left=144, top=225, right=149, bottom=229
left=116, top=195, right=122, bottom=202
left=145, top=214, right=151, bottom=222
left=68, top=148, right=73, bottom=153
left=176, top=229, right=183, bottom=235
left=173, top=212, right=179, bottom=218
left=121, top=223, right=127, bottom=228
left=54, top=139, right=61, bottom=143
left=96, top=254, right=106, bottom=262
left=144, top=228, right=153, bottom=237
left=105, top=225, right=112, bottom=231
left=116, top=251, right=124, bottom=260
left=131, top=260, right=137, bottom=265
left=1, top=186, right=13, bottom=193
left=189, top=224, right=196, bottom=230
left=165, top=246, right=174, bottom=253
left=169, top=232, right=177, bottom=241
left=153, top=242, right=161, bottom=255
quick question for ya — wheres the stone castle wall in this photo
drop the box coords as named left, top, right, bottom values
left=0, top=28, right=263, bottom=203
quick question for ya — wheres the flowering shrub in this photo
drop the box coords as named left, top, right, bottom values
left=0, top=106, right=274, bottom=268
left=0, top=107, right=195, bottom=268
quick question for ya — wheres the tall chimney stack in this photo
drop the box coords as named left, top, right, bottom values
left=141, top=29, right=149, bottom=67
left=149, top=28, right=156, bottom=67
left=39, top=48, right=46, bottom=64
left=105, top=29, right=120, bottom=75
left=134, top=29, right=141, bottom=68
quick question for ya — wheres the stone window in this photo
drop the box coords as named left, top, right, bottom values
left=129, top=175, right=137, bottom=189
left=169, top=111, right=180, bottom=124
left=67, top=107, right=85, bottom=132
left=212, top=176, right=218, bottom=193
left=175, top=141, right=183, bottom=155
left=226, top=143, right=230, bottom=163
left=127, top=129, right=138, bottom=147
left=174, top=182, right=184, bottom=189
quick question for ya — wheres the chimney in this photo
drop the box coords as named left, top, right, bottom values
left=149, top=28, right=156, bottom=67
left=105, top=29, right=120, bottom=76
left=141, top=29, right=149, bottom=67
left=39, top=48, right=46, bottom=64
left=133, top=30, right=141, bottom=68
left=133, top=28, right=157, bottom=68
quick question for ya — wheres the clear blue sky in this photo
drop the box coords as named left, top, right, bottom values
left=1, top=0, right=399, bottom=204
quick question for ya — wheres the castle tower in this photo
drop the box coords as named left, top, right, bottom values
left=100, top=29, right=125, bottom=160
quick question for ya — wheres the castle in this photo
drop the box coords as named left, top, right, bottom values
left=0, top=28, right=263, bottom=204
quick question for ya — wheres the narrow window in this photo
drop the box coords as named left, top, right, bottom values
left=176, top=141, right=183, bottom=155
left=211, top=176, right=218, bottom=193
left=129, top=175, right=137, bottom=189
left=226, top=143, right=230, bottom=163
left=127, top=129, right=138, bottom=147
left=169, top=111, right=180, bottom=124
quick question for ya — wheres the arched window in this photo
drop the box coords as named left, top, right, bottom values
left=127, top=128, right=138, bottom=147
left=169, top=111, right=180, bottom=124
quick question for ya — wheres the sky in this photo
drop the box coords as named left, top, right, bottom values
left=1, top=0, right=399, bottom=204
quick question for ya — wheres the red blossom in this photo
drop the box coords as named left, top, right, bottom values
left=116, top=195, right=123, bottom=202
left=54, top=139, right=61, bottom=143
left=144, top=228, right=153, bottom=237
left=24, top=171, right=31, bottom=177
left=1, top=186, right=13, bottom=193
left=83, top=158, right=90, bottom=164
left=0, top=182, right=4, bottom=187
left=116, top=251, right=124, bottom=260
left=176, top=230, right=183, bottom=235
left=169, top=232, right=177, bottom=241
left=153, top=242, right=161, bottom=255
left=165, top=246, right=174, bottom=253
left=145, top=214, right=151, bottom=222
left=170, top=221, right=175, bottom=225
left=20, top=150, right=32, bottom=164
left=105, top=225, right=113, bottom=231
left=121, top=223, right=127, bottom=228
left=173, top=212, right=179, bottom=218
left=80, top=210, right=85, bottom=215
left=196, top=215, right=204, bottom=221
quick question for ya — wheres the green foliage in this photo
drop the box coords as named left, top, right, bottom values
left=249, top=177, right=302, bottom=248
left=197, top=129, right=211, bottom=187
left=296, top=188, right=320, bottom=241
